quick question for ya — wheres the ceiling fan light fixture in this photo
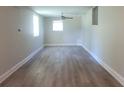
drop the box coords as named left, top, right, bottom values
left=60, top=12, right=73, bottom=20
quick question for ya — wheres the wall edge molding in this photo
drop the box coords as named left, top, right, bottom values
left=1, top=43, right=123, bottom=86
left=44, top=43, right=81, bottom=47
left=0, top=46, right=43, bottom=84
left=80, top=44, right=124, bottom=86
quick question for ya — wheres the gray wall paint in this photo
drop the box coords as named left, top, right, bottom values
left=81, top=6, right=124, bottom=78
left=44, top=17, right=82, bottom=45
left=0, top=6, right=44, bottom=76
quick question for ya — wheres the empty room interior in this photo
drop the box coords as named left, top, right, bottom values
left=0, top=6, right=124, bottom=87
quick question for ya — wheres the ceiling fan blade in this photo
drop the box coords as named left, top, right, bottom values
left=64, top=16, right=73, bottom=19
left=66, top=17, right=73, bottom=19
left=60, top=13, right=73, bottom=20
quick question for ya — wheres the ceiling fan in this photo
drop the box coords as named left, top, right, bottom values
left=60, top=12, right=73, bottom=20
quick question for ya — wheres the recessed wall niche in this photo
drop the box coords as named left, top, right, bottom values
left=92, top=6, right=98, bottom=25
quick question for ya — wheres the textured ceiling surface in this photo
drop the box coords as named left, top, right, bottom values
left=30, top=6, right=92, bottom=17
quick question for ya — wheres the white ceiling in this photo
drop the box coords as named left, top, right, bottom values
left=30, top=6, right=92, bottom=17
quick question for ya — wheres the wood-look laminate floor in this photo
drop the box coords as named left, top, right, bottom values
left=1, top=46, right=122, bottom=87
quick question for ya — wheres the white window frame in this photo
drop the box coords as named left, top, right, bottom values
left=53, top=20, right=63, bottom=31
left=33, top=14, right=39, bottom=37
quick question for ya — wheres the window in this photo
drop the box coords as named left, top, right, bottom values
left=33, top=14, right=39, bottom=37
left=53, top=20, right=63, bottom=31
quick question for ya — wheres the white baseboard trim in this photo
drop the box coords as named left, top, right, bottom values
left=44, top=43, right=81, bottom=47
left=0, top=46, right=43, bottom=84
left=80, top=44, right=124, bottom=86
left=1, top=44, right=123, bottom=86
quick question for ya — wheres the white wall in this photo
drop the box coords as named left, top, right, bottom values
left=0, top=7, right=44, bottom=76
left=44, top=16, right=82, bottom=45
left=81, top=6, right=124, bottom=84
